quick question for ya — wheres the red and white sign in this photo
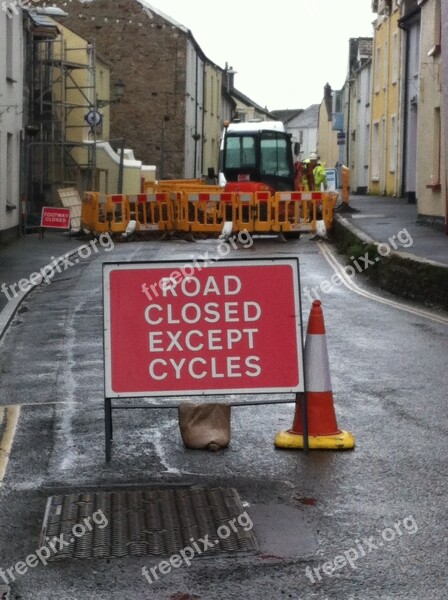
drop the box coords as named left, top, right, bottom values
left=103, top=259, right=304, bottom=398
left=41, top=207, right=71, bottom=229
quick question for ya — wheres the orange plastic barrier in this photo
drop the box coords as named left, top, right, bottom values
left=341, top=166, right=350, bottom=203
left=273, top=191, right=319, bottom=233
left=81, top=186, right=337, bottom=237
left=128, top=192, right=173, bottom=232
left=235, top=192, right=254, bottom=232
left=179, top=192, right=234, bottom=233
left=253, top=191, right=274, bottom=232
left=322, top=192, right=338, bottom=230
left=106, top=194, right=129, bottom=234
left=82, top=191, right=110, bottom=234
left=81, top=191, right=98, bottom=232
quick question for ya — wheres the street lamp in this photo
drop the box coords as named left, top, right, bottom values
left=112, top=79, right=126, bottom=103
left=97, top=79, right=126, bottom=109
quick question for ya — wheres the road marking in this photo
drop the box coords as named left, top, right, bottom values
left=0, top=406, right=21, bottom=488
left=319, top=242, right=448, bottom=326
left=351, top=214, right=386, bottom=219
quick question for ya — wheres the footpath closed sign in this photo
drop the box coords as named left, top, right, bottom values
left=41, top=207, right=71, bottom=229
left=103, top=258, right=304, bottom=398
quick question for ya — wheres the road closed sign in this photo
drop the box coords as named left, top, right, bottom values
left=103, top=258, right=304, bottom=398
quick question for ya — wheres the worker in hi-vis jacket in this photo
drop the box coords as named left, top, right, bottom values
left=301, top=152, right=328, bottom=191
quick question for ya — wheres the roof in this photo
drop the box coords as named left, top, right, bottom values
left=271, top=109, right=303, bottom=124
left=230, top=88, right=278, bottom=119
left=25, top=8, right=61, bottom=38
left=137, top=1, right=222, bottom=70
left=227, top=121, right=285, bottom=134
left=136, top=1, right=188, bottom=33
left=293, top=104, right=320, bottom=128
left=349, top=37, right=373, bottom=74
left=358, top=37, right=373, bottom=59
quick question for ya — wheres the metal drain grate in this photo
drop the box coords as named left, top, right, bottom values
left=39, top=488, right=257, bottom=561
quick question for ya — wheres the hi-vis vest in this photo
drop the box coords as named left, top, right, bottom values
left=301, top=160, right=327, bottom=191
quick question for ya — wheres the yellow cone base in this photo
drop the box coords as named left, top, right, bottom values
left=274, top=429, right=355, bottom=450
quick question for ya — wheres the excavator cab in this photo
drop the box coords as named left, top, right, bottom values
left=220, top=121, right=295, bottom=193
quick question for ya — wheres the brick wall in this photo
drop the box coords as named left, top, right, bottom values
left=51, top=0, right=188, bottom=178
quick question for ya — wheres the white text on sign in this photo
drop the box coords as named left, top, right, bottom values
left=145, top=275, right=262, bottom=381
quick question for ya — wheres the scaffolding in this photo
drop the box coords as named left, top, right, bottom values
left=26, top=26, right=100, bottom=213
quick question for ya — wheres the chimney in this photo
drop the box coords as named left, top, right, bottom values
left=225, top=62, right=237, bottom=91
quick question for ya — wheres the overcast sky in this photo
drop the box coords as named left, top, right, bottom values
left=151, top=0, right=376, bottom=111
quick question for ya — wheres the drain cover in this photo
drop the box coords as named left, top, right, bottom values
left=0, top=586, right=10, bottom=600
left=40, top=488, right=257, bottom=560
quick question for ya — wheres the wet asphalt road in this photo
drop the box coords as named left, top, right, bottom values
left=0, top=235, right=447, bottom=600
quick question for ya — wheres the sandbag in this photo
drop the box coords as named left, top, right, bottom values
left=178, top=402, right=231, bottom=451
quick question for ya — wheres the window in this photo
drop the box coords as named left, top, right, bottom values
left=364, top=124, right=370, bottom=168
left=428, top=0, right=441, bottom=57
left=371, top=122, right=380, bottom=180
left=6, top=17, right=14, bottom=81
left=260, top=134, right=291, bottom=178
left=383, top=41, right=388, bottom=89
left=389, top=115, right=396, bottom=172
left=7, top=133, right=13, bottom=205
left=375, top=47, right=381, bottom=93
left=224, top=135, right=256, bottom=169
left=392, top=32, right=398, bottom=84
left=210, top=77, right=214, bottom=116
left=333, top=90, right=343, bottom=113
left=427, top=107, right=441, bottom=189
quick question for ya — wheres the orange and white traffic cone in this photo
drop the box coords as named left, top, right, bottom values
left=275, top=300, right=355, bottom=450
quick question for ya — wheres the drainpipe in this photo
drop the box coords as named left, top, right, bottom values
left=441, top=1, right=448, bottom=233
left=193, top=54, right=199, bottom=178
left=398, top=7, right=420, bottom=203
left=398, top=19, right=409, bottom=199
left=383, top=12, right=391, bottom=196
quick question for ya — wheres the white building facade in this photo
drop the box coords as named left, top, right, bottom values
left=0, top=6, right=24, bottom=242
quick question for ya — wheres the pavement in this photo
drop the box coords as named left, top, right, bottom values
left=335, top=194, right=448, bottom=266
left=332, top=194, right=448, bottom=311
left=0, top=230, right=100, bottom=339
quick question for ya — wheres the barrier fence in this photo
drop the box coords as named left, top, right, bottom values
left=81, top=189, right=338, bottom=237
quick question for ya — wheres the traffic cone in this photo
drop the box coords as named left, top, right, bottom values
left=275, top=300, right=355, bottom=450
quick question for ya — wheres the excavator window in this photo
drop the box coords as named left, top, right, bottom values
left=225, top=135, right=256, bottom=169
left=260, top=134, right=292, bottom=178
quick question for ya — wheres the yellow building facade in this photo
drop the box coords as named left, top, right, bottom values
left=317, top=97, right=338, bottom=171
left=416, top=0, right=445, bottom=220
left=202, top=64, right=223, bottom=178
left=370, top=3, right=402, bottom=196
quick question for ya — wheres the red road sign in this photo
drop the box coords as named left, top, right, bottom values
left=40, top=207, right=71, bottom=229
left=103, top=258, right=304, bottom=398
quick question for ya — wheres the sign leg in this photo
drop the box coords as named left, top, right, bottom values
left=301, top=392, right=309, bottom=452
left=105, top=398, right=113, bottom=462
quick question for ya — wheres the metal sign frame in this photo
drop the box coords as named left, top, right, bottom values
left=102, top=256, right=308, bottom=461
